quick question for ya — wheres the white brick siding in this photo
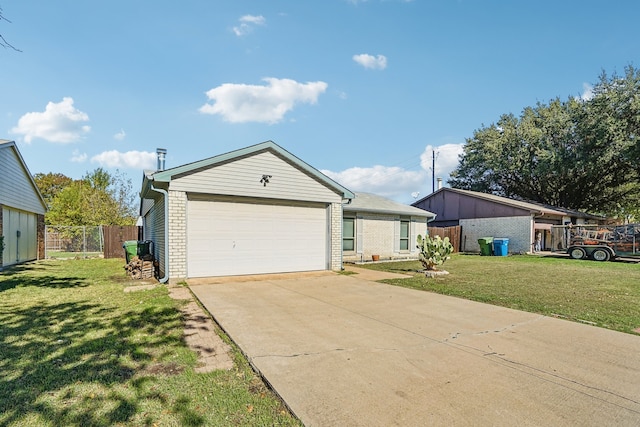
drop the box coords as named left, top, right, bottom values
left=330, top=202, right=343, bottom=270
left=343, top=214, right=423, bottom=262
left=460, top=216, right=533, bottom=254
left=168, top=190, right=187, bottom=282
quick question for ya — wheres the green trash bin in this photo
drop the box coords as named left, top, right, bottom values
left=138, top=240, right=152, bottom=257
left=478, top=237, right=494, bottom=256
left=123, top=240, right=153, bottom=263
left=123, top=240, right=138, bottom=263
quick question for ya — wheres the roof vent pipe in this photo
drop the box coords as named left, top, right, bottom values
left=437, top=177, right=443, bottom=190
left=156, top=148, right=167, bottom=171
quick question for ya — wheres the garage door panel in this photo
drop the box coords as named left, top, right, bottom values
left=2, top=208, right=37, bottom=266
left=188, top=200, right=328, bottom=277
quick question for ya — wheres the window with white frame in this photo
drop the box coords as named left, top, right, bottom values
left=400, top=219, right=410, bottom=251
left=343, top=217, right=355, bottom=251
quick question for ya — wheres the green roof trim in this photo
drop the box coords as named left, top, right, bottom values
left=143, top=140, right=355, bottom=200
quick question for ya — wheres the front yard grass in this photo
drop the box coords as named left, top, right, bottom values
left=0, top=259, right=301, bottom=427
left=358, top=254, right=640, bottom=335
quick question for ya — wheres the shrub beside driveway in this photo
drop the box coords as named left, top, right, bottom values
left=359, top=254, right=640, bottom=335
left=0, top=259, right=301, bottom=427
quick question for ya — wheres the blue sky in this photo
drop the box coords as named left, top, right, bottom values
left=1, top=0, right=638, bottom=203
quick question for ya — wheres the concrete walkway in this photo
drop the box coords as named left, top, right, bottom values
left=189, top=272, right=640, bottom=426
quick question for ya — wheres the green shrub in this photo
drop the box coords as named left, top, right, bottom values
left=416, top=234, right=454, bottom=271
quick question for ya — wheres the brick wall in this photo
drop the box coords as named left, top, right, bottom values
left=330, top=202, right=343, bottom=270
left=460, top=216, right=533, bottom=254
left=37, top=214, right=45, bottom=260
left=168, top=190, right=187, bottom=283
left=343, top=214, right=419, bottom=262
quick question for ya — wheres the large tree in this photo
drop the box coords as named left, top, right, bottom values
left=33, top=172, right=73, bottom=208
left=449, top=66, right=640, bottom=219
left=43, top=168, right=137, bottom=226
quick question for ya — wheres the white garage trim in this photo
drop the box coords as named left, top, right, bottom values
left=187, top=196, right=329, bottom=277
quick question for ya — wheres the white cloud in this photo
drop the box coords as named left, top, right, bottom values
left=419, top=143, right=465, bottom=183
left=114, top=129, right=126, bottom=140
left=580, top=83, right=594, bottom=101
left=90, top=150, right=157, bottom=170
left=233, top=14, right=266, bottom=36
left=70, top=150, right=88, bottom=163
left=321, top=142, right=465, bottom=202
left=240, top=15, right=265, bottom=25
left=199, top=77, right=328, bottom=124
left=10, top=97, right=90, bottom=143
left=353, top=53, right=387, bottom=70
left=322, top=165, right=426, bottom=202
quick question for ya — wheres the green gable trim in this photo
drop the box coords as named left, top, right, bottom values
left=147, top=140, right=355, bottom=200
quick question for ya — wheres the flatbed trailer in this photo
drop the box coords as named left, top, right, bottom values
left=550, top=223, right=640, bottom=261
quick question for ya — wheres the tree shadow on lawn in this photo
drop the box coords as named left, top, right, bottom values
left=0, top=291, right=199, bottom=426
left=0, top=263, right=87, bottom=292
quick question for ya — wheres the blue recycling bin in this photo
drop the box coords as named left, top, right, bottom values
left=493, top=238, right=509, bottom=256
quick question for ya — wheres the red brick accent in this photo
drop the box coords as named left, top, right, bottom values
left=37, top=214, right=45, bottom=260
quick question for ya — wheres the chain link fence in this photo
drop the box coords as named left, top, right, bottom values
left=45, top=226, right=104, bottom=259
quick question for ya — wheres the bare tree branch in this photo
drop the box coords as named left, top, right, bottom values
left=0, top=6, right=21, bottom=52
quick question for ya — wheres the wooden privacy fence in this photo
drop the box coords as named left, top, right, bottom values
left=428, top=226, right=462, bottom=253
left=103, top=225, right=138, bottom=258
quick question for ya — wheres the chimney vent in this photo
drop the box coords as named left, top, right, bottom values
left=437, top=177, right=443, bottom=190
left=156, top=148, right=167, bottom=171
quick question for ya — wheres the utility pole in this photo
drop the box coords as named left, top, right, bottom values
left=431, top=149, right=436, bottom=193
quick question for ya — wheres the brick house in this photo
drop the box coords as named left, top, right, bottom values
left=342, top=192, right=435, bottom=262
left=1, top=139, right=47, bottom=268
left=412, top=187, right=603, bottom=254
left=139, top=141, right=354, bottom=282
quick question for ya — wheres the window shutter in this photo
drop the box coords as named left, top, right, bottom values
left=356, top=216, right=364, bottom=254
left=393, top=217, right=400, bottom=253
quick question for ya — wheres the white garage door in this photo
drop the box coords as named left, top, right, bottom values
left=187, top=199, right=329, bottom=277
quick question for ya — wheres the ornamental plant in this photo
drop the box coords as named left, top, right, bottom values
left=416, top=234, right=454, bottom=271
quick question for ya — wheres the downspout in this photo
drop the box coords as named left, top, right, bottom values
left=151, top=184, right=169, bottom=283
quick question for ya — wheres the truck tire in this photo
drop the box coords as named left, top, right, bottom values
left=569, top=247, right=587, bottom=260
left=591, top=248, right=611, bottom=262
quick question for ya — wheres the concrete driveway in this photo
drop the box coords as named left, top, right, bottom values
left=189, top=270, right=640, bottom=426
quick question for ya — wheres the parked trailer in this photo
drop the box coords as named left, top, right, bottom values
left=550, top=224, right=640, bottom=261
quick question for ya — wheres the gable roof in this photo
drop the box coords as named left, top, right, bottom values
left=141, top=140, right=355, bottom=200
left=345, top=192, right=436, bottom=219
left=413, top=187, right=602, bottom=220
left=0, top=139, right=48, bottom=212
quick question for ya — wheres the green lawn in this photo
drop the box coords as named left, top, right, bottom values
left=358, top=254, right=640, bottom=335
left=45, top=250, right=103, bottom=259
left=0, top=259, right=301, bottom=427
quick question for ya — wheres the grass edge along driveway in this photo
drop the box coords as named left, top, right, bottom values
left=0, top=258, right=302, bottom=427
left=358, top=254, right=640, bottom=335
